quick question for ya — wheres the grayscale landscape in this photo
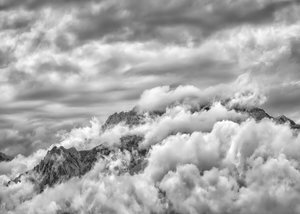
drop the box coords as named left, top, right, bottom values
left=1, top=0, right=300, bottom=213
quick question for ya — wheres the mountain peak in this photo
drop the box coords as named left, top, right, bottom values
left=9, top=133, right=149, bottom=192
left=29, top=145, right=113, bottom=191
left=102, top=110, right=145, bottom=130
left=275, top=115, right=296, bottom=125
left=8, top=105, right=300, bottom=194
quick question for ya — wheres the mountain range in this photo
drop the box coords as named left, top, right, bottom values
left=3, top=104, right=300, bottom=194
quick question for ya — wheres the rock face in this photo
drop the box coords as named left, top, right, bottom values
left=102, top=110, right=145, bottom=130
left=233, top=106, right=272, bottom=121
left=234, top=106, right=300, bottom=129
left=274, top=115, right=300, bottom=129
left=0, top=152, right=13, bottom=162
left=120, top=135, right=148, bottom=175
left=12, top=135, right=146, bottom=191
left=32, top=145, right=110, bottom=191
left=10, top=145, right=111, bottom=191
left=275, top=115, right=296, bottom=125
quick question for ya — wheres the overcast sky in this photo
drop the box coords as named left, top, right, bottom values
left=1, top=0, right=300, bottom=156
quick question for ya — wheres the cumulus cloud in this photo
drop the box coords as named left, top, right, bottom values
left=2, top=152, right=163, bottom=214
left=2, top=98, right=300, bottom=213
left=137, top=73, right=266, bottom=112
left=137, top=85, right=203, bottom=112
left=141, top=103, right=245, bottom=147
left=0, top=149, right=46, bottom=178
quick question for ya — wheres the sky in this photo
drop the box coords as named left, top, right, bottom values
left=1, top=0, right=300, bottom=156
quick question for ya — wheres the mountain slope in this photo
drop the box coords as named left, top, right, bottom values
left=234, top=106, right=300, bottom=128
left=11, top=135, right=146, bottom=192
left=33, top=145, right=111, bottom=191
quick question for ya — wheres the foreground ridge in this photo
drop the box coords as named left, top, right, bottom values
left=10, top=135, right=146, bottom=192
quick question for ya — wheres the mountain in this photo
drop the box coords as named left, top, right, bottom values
left=102, top=110, right=145, bottom=130
left=274, top=115, right=300, bottom=129
left=11, top=135, right=146, bottom=192
left=33, top=145, right=111, bottom=191
left=9, top=104, right=300, bottom=192
left=0, top=152, right=13, bottom=162
left=10, top=145, right=111, bottom=191
left=233, top=106, right=300, bottom=129
left=101, top=109, right=163, bottom=130
left=119, top=135, right=148, bottom=175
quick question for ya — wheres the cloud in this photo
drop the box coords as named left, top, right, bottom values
left=137, top=74, right=266, bottom=112
left=159, top=164, right=237, bottom=213
left=1, top=0, right=300, bottom=156
left=61, top=0, right=300, bottom=44
left=1, top=0, right=300, bottom=211
left=0, top=149, right=46, bottom=178
left=141, top=103, right=245, bottom=147
left=145, top=132, right=221, bottom=182
left=3, top=154, right=163, bottom=214
left=58, top=118, right=101, bottom=150
left=1, top=91, right=300, bottom=213
left=137, top=85, right=203, bottom=112
left=154, top=118, right=300, bottom=213
left=0, top=0, right=99, bottom=10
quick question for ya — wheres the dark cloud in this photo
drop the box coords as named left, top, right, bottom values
left=0, top=11, right=34, bottom=30
left=66, top=0, right=300, bottom=44
left=61, top=90, right=140, bottom=107
left=70, top=3, right=127, bottom=43
left=0, top=48, right=15, bottom=68
left=0, top=129, right=36, bottom=156
left=0, top=0, right=102, bottom=10
left=264, top=84, right=300, bottom=114
left=37, top=60, right=81, bottom=75
left=17, top=88, right=67, bottom=101
left=0, top=104, right=41, bottom=115
left=126, top=57, right=237, bottom=86
left=1, top=0, right=299, bottom=46
left=0, top=115, right=87, bottom=156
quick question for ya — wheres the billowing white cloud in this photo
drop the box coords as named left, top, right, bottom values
left=137, top=85, right=202, bottom=112
left=0, top=149, right=46, bottom=178
left=141, top=103, right=245, bottom=147
left=137, top=73, right=267, bottom=112
left=1, top=91, right=300, bottom=213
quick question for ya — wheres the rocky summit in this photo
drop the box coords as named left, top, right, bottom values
left=233, top=106, right=300, bottom=129
left=33, top=145, right=111, bottom=191
left=11, top=135, right=146, bottom=192
left=101, top=110, right=145, bottom=130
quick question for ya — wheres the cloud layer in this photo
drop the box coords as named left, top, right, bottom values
left=1, top=87, right=300, bottom=213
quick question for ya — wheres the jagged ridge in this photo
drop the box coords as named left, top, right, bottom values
left=11, top=135, right=146, bottom=192
left=101, top=110, right=145, bottom=130
left=32, top=145, right=111, bottom=191
left=233, top=106, right=300, bottom=129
